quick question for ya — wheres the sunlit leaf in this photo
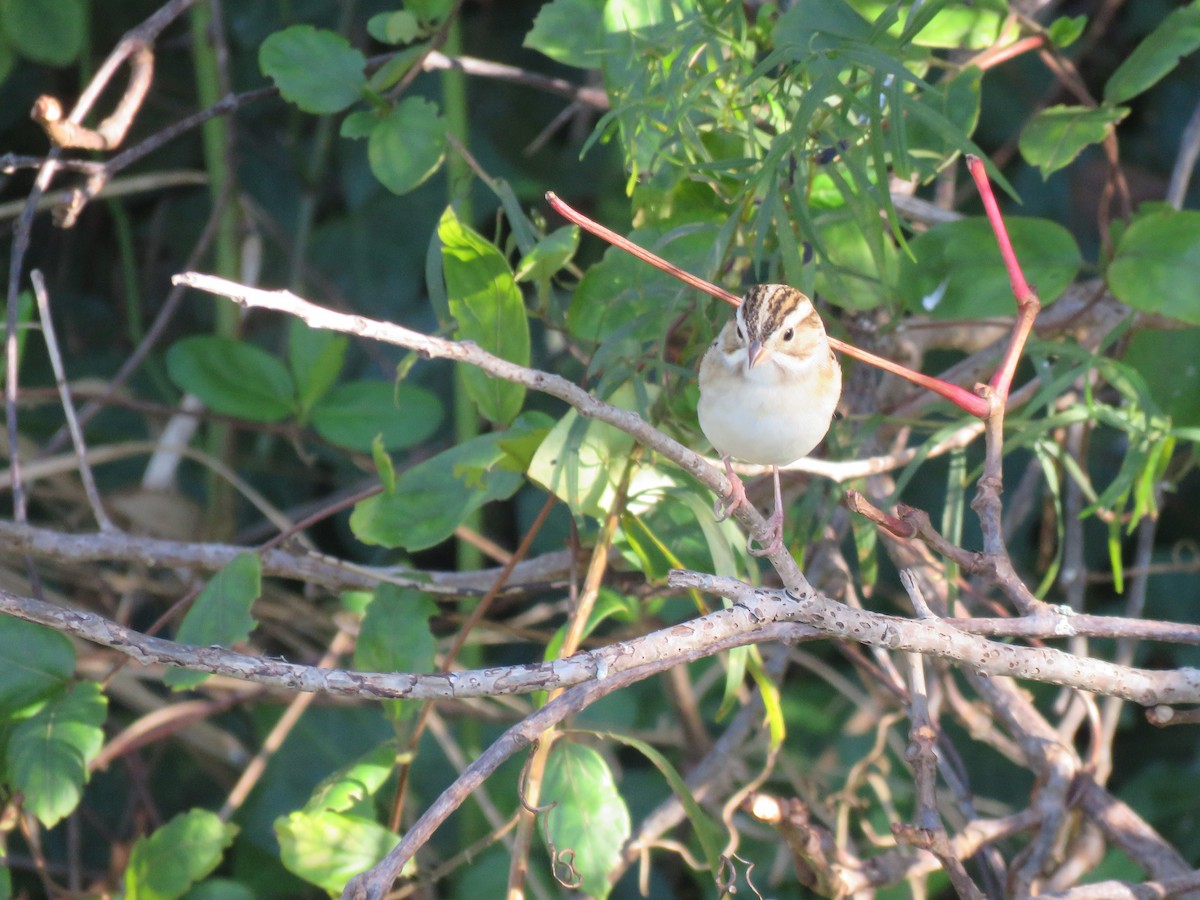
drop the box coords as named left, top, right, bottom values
left=8, top=682, right=106, bottom=828
left=124, top=810, right=238, bottom=900
left=303, top=741, right=397, bottom=815
left=524, top=0, right=605, bottom=68
left=354, top=586, right=436, bottom=721
left=368, top=97, right=446, bottom=195
left=0, top=617, right=74, bottom=717
left=276, top=810, right=400, bottom=895
left=439, top=206, right=529, bottom=424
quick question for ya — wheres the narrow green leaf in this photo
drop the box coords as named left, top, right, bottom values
left=163, top=554, right=261, bottom=691
left=8, top=682, right=106, bottom=828
left=599, top=731, right=723, bottom=870
left=371, top=435, right=397, bottom=494
left=288, top=319, right=348, bottom=420
left=1105, top=4, right=1200, bottom=105
left=276, top=811, right=400, bottom=895
left=439, top=206, right=530, bottom=424
left=368, top=97, right=446, bottom=195
left=1108, top=207, right=1200, bottom=325
left=166, top=337, right=296, bottom=422
left=0, top=617, right=74, bottom=717
left=124, top=809, right=238, bottom=900
left=259, top=25, right=367, bottom=114
left=310, top=380, right=443, bottom=452
left=539, top=742, right=630, bottom=900
left=0, top=0, right=84, bottom=66
left=350, top=430, right=523, bottom=550
left=1047, top=14, right=1088, bottom=48
left=1019, top=105, right=1129, bottom=179
left=353, top=586, right=437, bottom=721
left=303, top=741, right=397, bottom=815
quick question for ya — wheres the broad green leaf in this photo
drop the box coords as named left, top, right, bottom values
left=0, top=617, right=74, bottom=717
left=368, top=97, right=446, bottom=195
left=311, top=380, right=443, bottom=452
left=259, top=25, right=366, bottom=114
left=367, top=10, right=420, bottom=45
left=304, top=741, right=397, bottom=815
left=905, top=67, right=982, bottom=176
left=1122, top=329, right=1200, bottom=429
left=340, top=109, right=379, bottom=140
left=900, top=217, right=1081, bottom=318
left=1105, top=4, right=1200, bottom=105
left=406, top=0, right=455, bottom=23
left=276, top=810, right=401, bottom=895
left=350, top=430, right=524, bottom=550
left=539, top=742, right=630, bottom=899
left=288, top=319, right=348, bottom=420
left=166, top=337, right=296, bottom=422
left=124, top=809, right=238, bottom=900
left=8, top=681, right=106, bottom=828
left=524, top=0, right=605, bottom=68
left=163, top=554, right=261, bottom=690
left=1019, top=105, right=1129, bottom=179
left=0, top=0, right=84, bottom=66
left=439, top=206, right=530, bottom=424
left=1108, top=207, right=1200, bottom=325
left=353, top=586, right=437, bottom=721
left=514, top=226, right=580, bottom=283
left=528, top=406, right=635, bottom=520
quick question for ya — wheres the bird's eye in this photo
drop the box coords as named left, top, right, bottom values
left=736, top=325, right=745, bottom=340
left=783, top=328, right=795, bottom=341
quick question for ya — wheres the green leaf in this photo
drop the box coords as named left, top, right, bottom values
left=310, top=380, right=443, bottom=452
left=1123, top=329, right=1200, bottom=429
left=900, top=217, right=1081, bottom=318
left=1019, top=105, right=1129, bottom=179
left=163, top=554, right=261, bottom=691
left=847, top=0, right=1006, bottom=50
left=1047, top=14, right=1088, bottom=49
left=340, top=110, right=378, bottom=140
left=1105, top=4, right=1200, bottom=105
left=276, top=810, right=400, bottom=895
left=350, top=429, right=524, bottom=550
left=259, top=25, right=367, bottom=114
left=528, top=405, right=636, bottom=520
left=368, top=97, right=446, bottom=195
left=524, top=0, right=606, bottom=68
left=599, top=731, right=723, bottom=870
left=367, top=10, right=421, bottom=45
left=514, top=226, right=580, bottom=283
left=353, top=586, right=437, bottom=721
left=124, top=809, right=238, bottom=900
left=439, top=206, right=530, bottom=425
left=539, top=742, right=630, bottom=899
left=1108, top=208, right=1200, bottom=325
left=166, top=337, right=296, bottom=422
left=0, top=617, right=74, bottom=717
left=304, top=741, right=397, bottom=815
left=0, top=0, right=84, bottom=66
left=371, top=435, right=397, bottom=494
left=7, top=681, right=106, bottom=828
left=288, top=319, right=348, bottom=420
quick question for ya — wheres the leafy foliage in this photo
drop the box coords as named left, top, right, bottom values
left=2, top=0, right=1200, bottom=897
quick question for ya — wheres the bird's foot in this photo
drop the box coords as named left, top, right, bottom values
left=747, top=504, right=784, bottom=557
left=713, top=457, right=750, bottom=522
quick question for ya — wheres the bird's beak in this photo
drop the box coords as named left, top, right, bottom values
left=747, top=340, right=769, bottom=368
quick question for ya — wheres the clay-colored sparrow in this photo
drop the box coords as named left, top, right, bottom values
left=697, top=284, right=842, bottom=556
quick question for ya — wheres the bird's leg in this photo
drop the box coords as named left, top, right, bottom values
left=713, top=456, right=750, bottom=522
left=747, top=465, right=784, bottom=557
